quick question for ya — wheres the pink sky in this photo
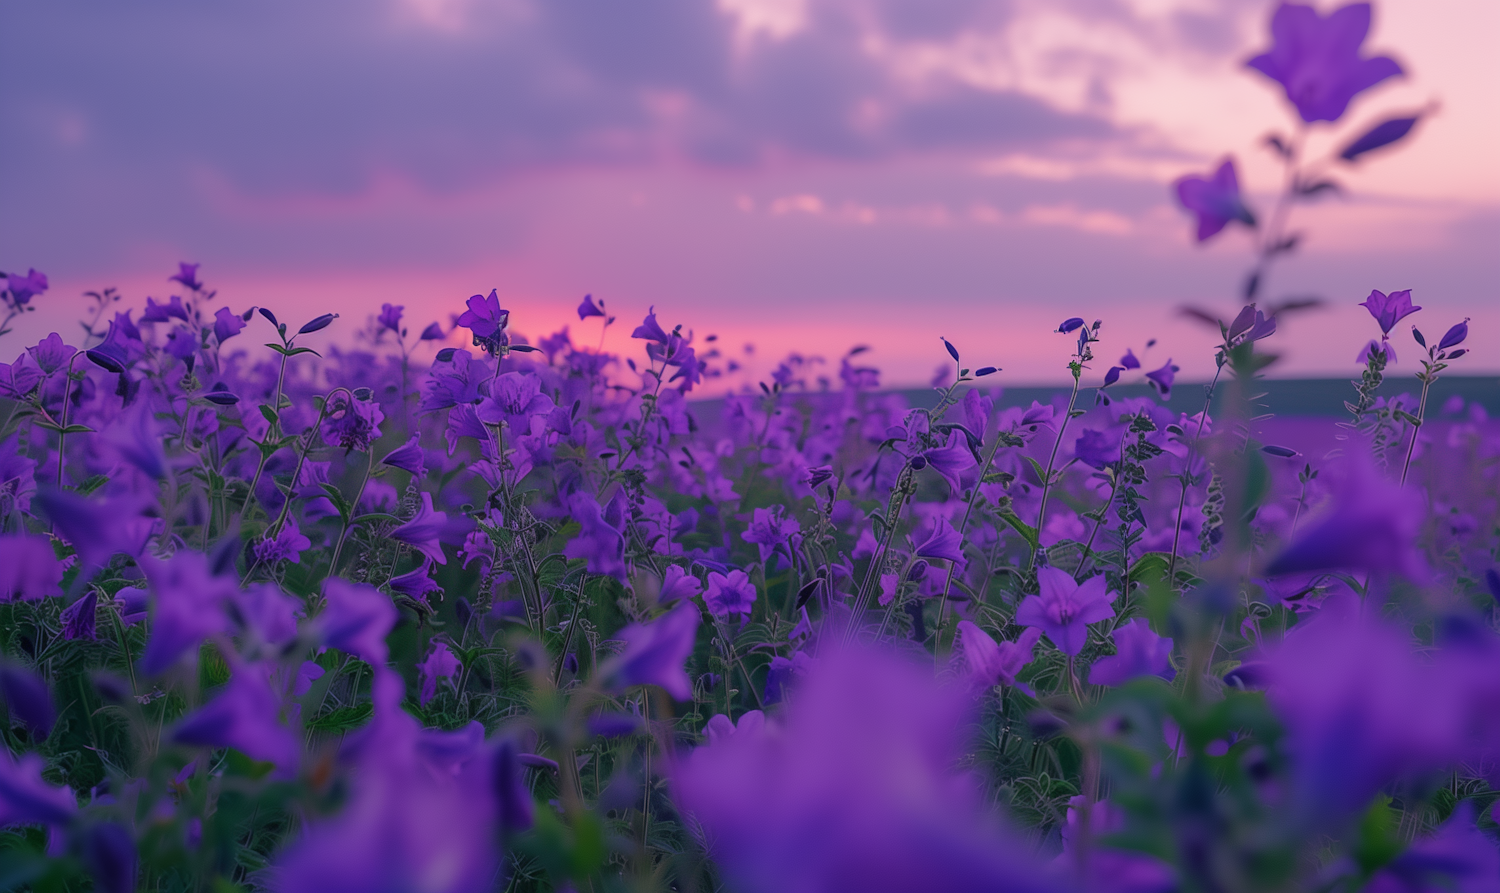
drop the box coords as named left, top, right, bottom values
left=3, top=0, right=1496, bottom=389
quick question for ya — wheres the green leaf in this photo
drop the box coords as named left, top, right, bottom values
left=73, top=474, right=110, bottom=496
left=308, top=702, right=374, bottom=732
left=259, top=404, right=279, bottom=425
left=59, top=423, right=94, bottom=435
left=996, top=510, right=1040, bottom=552
left=1353, top=796, right=1405, bottom=875
left=1022, top=455, right=1050, bottom=486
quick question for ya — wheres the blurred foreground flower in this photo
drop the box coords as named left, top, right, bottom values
left=672, top=646, right=1061, bottom=893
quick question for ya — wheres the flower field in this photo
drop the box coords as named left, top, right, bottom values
left=2, top=4, right=1497, bottom=892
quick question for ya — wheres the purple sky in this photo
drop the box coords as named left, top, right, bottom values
left=4, top=0, right=1496, bottom=387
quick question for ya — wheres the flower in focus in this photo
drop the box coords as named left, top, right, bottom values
left=254, top=517, right=313, bottom=566
left=380, top=434, right=427, bottom=479
left=391, top=492, right=453, bottom=565
left=1087, top=619, right=1175, bottom=687
left=742, top=505, right=801, bottom=565
left=1174, top=160, right=1255, bottom=242
left=418, top=642, right=461, bottom=706
left=671, top=646, right=1061, bottom=893
left=605, top=601, right=701, bottom=700
left=1438, top=318, right=1469, bottom=351
left=704, top=569, right=757, bottom=621
left=390, top=558, right=442, bottom=604
left=1359, top=288, right=1420, bottom=335
left=952, top=622, right=1042, bottom=691
left=321, top=392, right=385, bottom=453
left=914, top=516, right=965, bottom=564
left=1016, top=568, right=1117, bottom=657
left=658, top=564, right=702, bottom=605
left=455, top=289, right=509, bottom=354
left=1247, top=2, right=1402, bottom=123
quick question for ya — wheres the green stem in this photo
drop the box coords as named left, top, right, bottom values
left=1032, top=371, right=1082, bottom=568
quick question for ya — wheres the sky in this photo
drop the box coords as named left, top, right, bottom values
left=3, top=0, right=1497, bottom=388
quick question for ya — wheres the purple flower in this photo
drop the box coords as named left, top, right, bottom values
left=1145, top=360, right=1177, bottom=399
left=914, top=516, right=965, bottom=564
left=61, top=589, right=98, bottom=641
left=631, top=307, right=672, bottom=344
left=378, top=303, right=404, bottom=332
left=169, top=262, right=203, bottom=290
left=1087, top=619, right=1175, bottom=687
left=1247, top=2, right=1402, bottom=123
left=562, top=491, right=627, bottom=581
left=671, top=646, right=1060, bottom=893
left=380, top=434, right=427, bottom=478
left=743, top=506, right=801, bottom=565
left=419, top=321, right=444, bottom=340
left=0, top=535, right=63, bottom=602
left=577, top=294, right=604, bottom=320
left=0, top=663, right=56, bottom=739
left=658, top=564, right=702, bottom=605
left=253, top=517, right=312, bottom=566
left=318, top=578, right=397, bottom=665
left=921, top=431, right=977, bottom=495
left=0, top=354, right=43, bottom=399
left=953, top=623, right=1042, bottom=690
left=4, top=268, right=49, bottom=306
left=272, top=670, right=500, bottom=893
left=704, top=569, right=757, bottom=620
left=321, top=391, right=385, bottom=453
left=173, top=660, right=300, bottom=775
left=81, top=822, right=137, bottom=893
left=1174, top=159, right=1255, bottom=242
left=34, top=490, right=151, bottom=569
left=232, top=583, right=302, bottom=647
left=0, top=748, right=76, bottom=827
left=1120, top=349, right=1141, bottom=370
left=0, top=436, right=36, bottom=517
left=390, top=558, right=442, bottom=603
left=1263, top=598, right=1460, bottom=825
left=164, top=326, right=199, bottom=368
left=606, top=601, right=701, bottom=700
left=141, top=295, right=189, bottom=323
left=27, top=332, right=75, bottom=375
left=1267, top=456, right=1426, bottom=579
left=391, top=492, right=453, bottom=565
left=1364, top=803, right=1500, bottom=893
left=475, top=371, right=553, bottom=430
left=139, top=551, right=237, bottom=675
left=418, top=642, right=461, bottom=706
left=455, top=289, right=509, bottom=354
left=1016, top=568, right=1117, bottom=657
left=1359, top=288, right=1420, bottom=335
left=1074, top=428, right=1120, bottom=470
left=1438, top=317, right=1469, bottom=351
left=213, top=306, right=245, bottom=343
